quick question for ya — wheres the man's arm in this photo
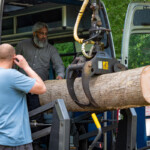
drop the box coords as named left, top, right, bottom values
left=14, top=55, right=46, bottom=94
left=56, top=75, right=63, bottom=80
left=50, top=46, right=65, bottom=79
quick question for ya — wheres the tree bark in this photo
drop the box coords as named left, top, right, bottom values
left=39, top=66, right=150, bottom=112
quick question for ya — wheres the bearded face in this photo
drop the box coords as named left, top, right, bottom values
left=33, top=35, right=48, bottom=48
left=33, top=27, right=48, bottom=48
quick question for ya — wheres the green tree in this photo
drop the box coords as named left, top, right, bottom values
left=128, top=34, right=150, bottom=69
left=54, top=42, right=74, bottom=68
left=103, top=0, right=130, bottom=58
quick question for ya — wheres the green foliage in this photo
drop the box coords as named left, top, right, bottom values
left=102, top=0, right=130, bottom=58
left=54, top=42, right=74, bottom=68
left=128, top=34, right=150, bottom=69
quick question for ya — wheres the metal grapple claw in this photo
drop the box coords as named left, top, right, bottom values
left=82, top=61, right=98, bottom=107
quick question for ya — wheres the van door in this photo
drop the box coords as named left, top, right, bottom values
left=121, top=2, right=150, bottom=149
left=0, top=0, right=4, bottom=44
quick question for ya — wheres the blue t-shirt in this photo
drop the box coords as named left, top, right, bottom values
left=0, top=68, right=36, bottom=146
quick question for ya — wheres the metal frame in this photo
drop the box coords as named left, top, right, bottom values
left=115, top=108, right=137, bottom=150
left=29, top=99, right=70, bottom=150
left=54, top=99, right=70, bottom=150
left=71, top=112, right=118, bottom=150
left=126, top=108, right=137, bottom=150
left=1, top=2, right=89, bottom=45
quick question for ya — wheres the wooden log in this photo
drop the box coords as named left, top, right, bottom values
left=39, top=66, right=150, bottom=112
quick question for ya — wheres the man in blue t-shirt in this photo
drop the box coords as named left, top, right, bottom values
left=0, top=43, right=46, bottom=150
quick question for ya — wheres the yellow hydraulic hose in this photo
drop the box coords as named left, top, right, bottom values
left=74, top=0, right=89, bottom=44
left=89, top=113, right=102, bottom=150
left=91, top=113, right=101, bottom=129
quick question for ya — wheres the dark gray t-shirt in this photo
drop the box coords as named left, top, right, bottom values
left=16, top=38, right=65, bottom=80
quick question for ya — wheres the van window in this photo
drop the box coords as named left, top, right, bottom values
left=128, top=33, right=150, bottom=69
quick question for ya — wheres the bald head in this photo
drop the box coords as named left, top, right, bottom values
left=0, top=44, right=15, bottom=61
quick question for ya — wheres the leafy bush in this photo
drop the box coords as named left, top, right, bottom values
left=128, top=34, right=150, bottom=69
left=54, top=42, right=75, bottom=68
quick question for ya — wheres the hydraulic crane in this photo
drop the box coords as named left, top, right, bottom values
left=66, top=0, right=126, bottom=107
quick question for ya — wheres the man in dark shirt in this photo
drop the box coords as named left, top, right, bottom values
left=16, top=22, right=65, bottom=81
left=16, top=21, right=65, bottom=106
left=16, top=21, right=65, bottom=110
left=16, top=22, right=65, bottom=149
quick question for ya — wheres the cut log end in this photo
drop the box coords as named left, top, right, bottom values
left=141, top=66, right=150, bottom=103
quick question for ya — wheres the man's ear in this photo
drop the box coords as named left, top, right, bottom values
left=12, top=54, right=16, bottom=62
left=33, top=32, right=36, bottom=37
